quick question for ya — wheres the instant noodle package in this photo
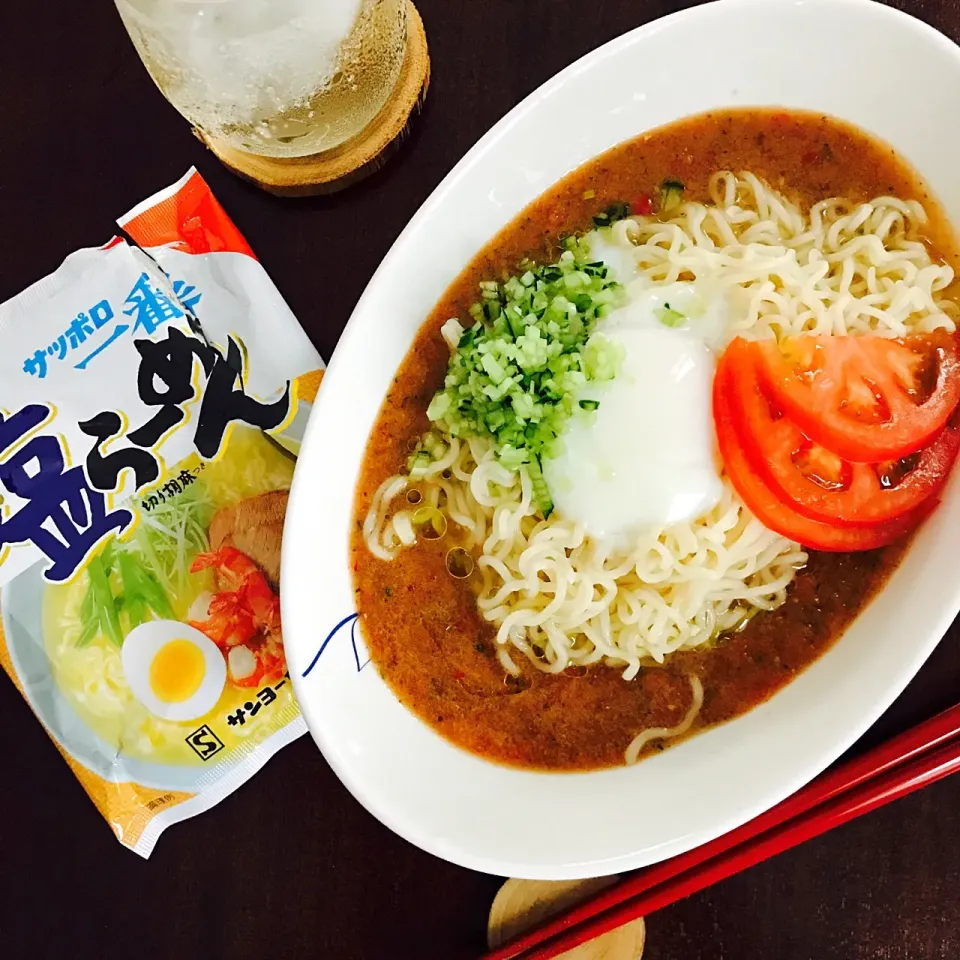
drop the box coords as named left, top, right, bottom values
left=0, top=169, right=323, bottom=855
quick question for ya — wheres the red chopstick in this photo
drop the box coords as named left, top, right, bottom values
left=482, top=701, right=960, bottom=960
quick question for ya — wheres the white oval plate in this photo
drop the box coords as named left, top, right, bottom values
left=283, top=0, right=960, bottom=879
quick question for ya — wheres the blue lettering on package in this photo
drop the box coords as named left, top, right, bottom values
left=8, top=320, right=291, bottom=581
left=0, top=404, right=133, bottom=582
left=21, top=274, right=204, bottom=378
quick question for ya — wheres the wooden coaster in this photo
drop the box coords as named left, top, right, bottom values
left=195, top=0, right=430, bottom=197
left=487, top=878, right=646, bottom=960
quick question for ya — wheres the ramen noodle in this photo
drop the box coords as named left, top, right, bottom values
left=0, top=169, right=323, bottom=856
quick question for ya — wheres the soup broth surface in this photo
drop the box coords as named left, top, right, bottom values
left=351, top=109, right=957, bottom=770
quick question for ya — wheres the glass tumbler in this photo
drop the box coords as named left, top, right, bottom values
left=114, top=0, right=409, bottom=158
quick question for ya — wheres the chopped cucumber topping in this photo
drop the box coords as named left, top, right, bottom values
left=525, top=455, right=554, bottom=519
left=659, top=178, right=685, bottom=214
left=655, top=302, right=687, bottom=328
left=411, top=248, right=625, bottom=515
left=592, top=201, right=631, bottom=228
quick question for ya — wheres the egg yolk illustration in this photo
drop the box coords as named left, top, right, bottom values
left=122, top=620, right=227, bottom=722
left=149, top=639, right=207, bottom=704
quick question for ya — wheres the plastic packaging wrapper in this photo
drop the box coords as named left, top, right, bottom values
left=0, top=169, right=323, bottom=856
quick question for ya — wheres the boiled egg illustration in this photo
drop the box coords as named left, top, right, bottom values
left=122, top=620, right=227, bottom=722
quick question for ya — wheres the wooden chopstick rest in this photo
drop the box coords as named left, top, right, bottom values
left=488, top=878, right=646, bottom=959
left=195, top=0, right=430, bottom=196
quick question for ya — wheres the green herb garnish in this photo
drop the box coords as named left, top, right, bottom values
left=76, top=481, right=214, bottom=647
left=592, top=201, right=631, bottom=228
left=659, top=179, right=685, bottom=214
left=525, top=455, right=554, bottom=519
left=415, top=249, right=625, bottom=514
left=655, top=302, right=687, bottom=328
left=124, top=481, right=214, bottom=597
left=83, top=551, right=123, bottom=648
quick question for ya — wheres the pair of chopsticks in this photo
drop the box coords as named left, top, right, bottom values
left=481, top=700, right=960, bottom=960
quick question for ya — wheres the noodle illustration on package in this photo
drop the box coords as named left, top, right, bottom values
left=0, top=169, right=323, bottom=856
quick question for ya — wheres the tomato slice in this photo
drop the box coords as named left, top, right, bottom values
left=713, top=357, right=931, bottom=551
left=723, top=338, right=960, bottom=526
left=754, top=333, right=960, bottom=461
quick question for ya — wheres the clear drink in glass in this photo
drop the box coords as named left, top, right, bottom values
left=114, top=0, right=408, bottom=158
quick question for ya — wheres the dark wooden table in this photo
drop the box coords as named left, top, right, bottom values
left=3, top=1, right=960, bottom=957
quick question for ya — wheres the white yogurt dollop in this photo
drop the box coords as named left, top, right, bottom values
left=543, top=243, right=730, bottom=543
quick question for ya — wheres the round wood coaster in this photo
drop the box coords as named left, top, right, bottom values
left=487, top=878, right=646, bottom=960
left=195, top=0, right=430, bottom=197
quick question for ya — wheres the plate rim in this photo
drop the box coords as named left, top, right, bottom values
left=283, top=0, right=960, bottom=878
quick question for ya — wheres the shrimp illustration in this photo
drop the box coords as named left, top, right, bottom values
left=189, top=546, right=285, bottom=687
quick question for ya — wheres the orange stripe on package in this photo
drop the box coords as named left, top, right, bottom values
left=0, top=168, right=324, bottom=856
